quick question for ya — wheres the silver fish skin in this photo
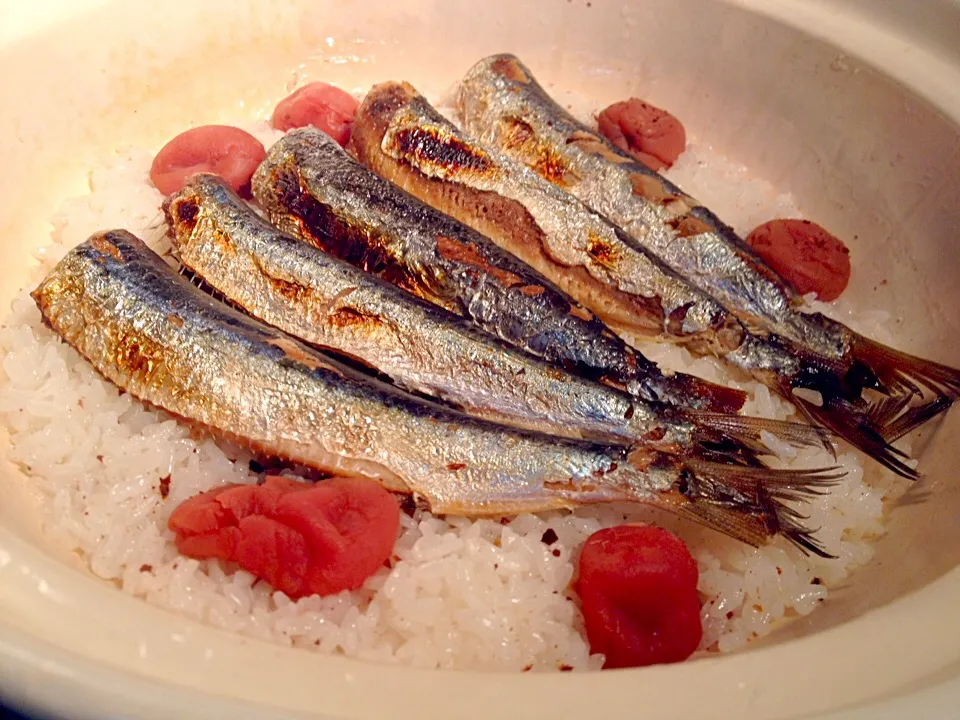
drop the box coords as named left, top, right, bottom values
left=164, top=173, right=683, bottom=446
left=457, top=53, right=960, bottom=434
left=349, top=81, right=923, bottom=479
left=31, top=229, right=673, bottom=515
left=251, top=127, right=750, bottom=417
left=458, top=53, right=845, bottom=360
left=351, top=84, right=797, bottom=377
left=33, top=230, right=843, bottom=555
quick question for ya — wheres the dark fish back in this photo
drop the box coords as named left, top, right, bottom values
left=253, top=129, right=657, bottom=392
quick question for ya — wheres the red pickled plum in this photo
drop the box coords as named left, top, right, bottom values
left=150, top=125, right=266, bottom=197
left=578, top=525, right=702, bottom=668
left=270, top=82, right=359, bottom=146
left=746, top=219, right=851, bottom=301
left=597, top=98, right=686, bottom=171
left=168, top=475, right=400, bottom=599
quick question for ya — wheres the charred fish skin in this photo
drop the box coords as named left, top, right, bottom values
left=457, top=53, right=845, bottom=361
left=349, top=81, right=927, bottom=479
left=458, top=53, right=960, bottom=425
left=32, top=229, right=676, bottom=515
left=33, top=231, right=841, bottom=555
left=350, top=82, right=801, bottom=387
left=165, top=173, right=683, bottom=446
left=251, top=127, right=749, bottom=416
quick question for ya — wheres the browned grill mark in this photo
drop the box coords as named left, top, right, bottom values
left=435, top=235, right=525, bottom=289
left=666, top=215, right=712, bottom=238
left=586, top=232, right=620, bottom=268
left=446, top=462, right=467, bottom=471
left=273, top=275, right=310, bottom=303
left=544, top=366, right=569, bottom=382
left=533, top=155, right=577, bottom=188
left=247, top=249, right=315, bottom=305
left=503, top=117, right=576, bottom=187
left=268, top=164, right=426, bottom=299
left=491, top=55, right=531, bottom=84
left=357, top=98, right=667, bottom=339
left=362, top=82, right=415, bottom=127
left=326, top=306, right=384, bottom=330
left=265, top=268, right=310, bottom=304
left=113, top=331, right=164, bottom=381
left=176, top=197, right=199, bottom=224
left=168, top=196, right=201, bottom=237
left=90, top=234, right=123, bottom=261
left=205, top=226, right=236, bottom=256
left=392, top=126, right=494, bottom=178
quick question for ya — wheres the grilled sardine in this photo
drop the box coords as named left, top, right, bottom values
left=170, top=173, right=827, bottom=459
left=458, top=53, right=960, bottom=446
left=166, top=174, right=692, bottom=447
left=32, top=230, right=840, bottom=553
left=251, top=127, right=746, bottom=415
left=349, top=81, right=920, bottom=478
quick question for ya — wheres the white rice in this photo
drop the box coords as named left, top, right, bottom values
left=0, top=119, right=911, bottom=671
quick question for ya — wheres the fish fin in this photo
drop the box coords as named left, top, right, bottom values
left=660, top=374, right=748, bottom=414
left=782, top=338, right=948, bottom=478
left=874, top=394, right=953, bottom=443
left=688, top=461, right=845, bottom=501
left=674, top=500, right=833, bottom=559
left=670, top=497, right=772, bottom=546
left=792, top=394, right=920, bottom=479
left=663, top=461, right=841, bottom=558
left=847, top=331, right=960, bottom=401
left=684, top=411, right=835, bottom=455
left=862, top=391, right=914, bottom=432
left=144, top=211, right=176, bottom=258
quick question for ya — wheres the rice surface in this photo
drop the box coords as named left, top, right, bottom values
left=0, top=118, right=910, bottom=670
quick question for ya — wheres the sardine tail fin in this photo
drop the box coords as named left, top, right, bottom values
left=842, top=333, right=959, bottom=445
left=792, top=394, right=920, bottom=479
left=670, top=461, right=843, bottom=558
left=869, top=394, right=953, bottom=443
left=684, top=411, right=835, bottom=457
left=848, top=332, right=960, bottom=403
